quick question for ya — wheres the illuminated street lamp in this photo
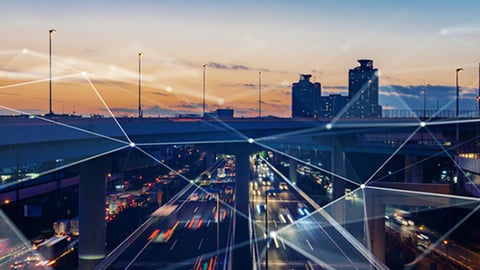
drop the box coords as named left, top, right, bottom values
left=138, top=52, right=144, bottom=118
left=203, top=64, right=207, bottom=117
left=477, top=63, right=480, bottom=115
left=258, top=71, right=262, bottom=118
left=423, top=83, right=427, bottom=119
left=456, top=68, right=463, bottom=141
left=48, top=28, right=56, bottom=115
left=216, top=192, right=220, bottom=269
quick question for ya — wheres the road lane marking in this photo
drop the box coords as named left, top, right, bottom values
left=170, top=239, right=178, bottom=250
left=198, top=238, right=204, bottom=250
left=273, top=236, right=280, bottom=248
left=306, top=239, right=314, bottom=251
left=194, top=206, right=199, bottom=213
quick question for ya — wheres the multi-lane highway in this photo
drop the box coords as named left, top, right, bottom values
left=102, top=155, right=387, bottom=269
left=105, top=157, right=236, bottom=270
left=250, top=159, right=387, bottom=270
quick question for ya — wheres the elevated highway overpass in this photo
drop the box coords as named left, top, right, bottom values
left=1, top=115, right=479, bottom=269
left=0, top=115, right=464, bottom=168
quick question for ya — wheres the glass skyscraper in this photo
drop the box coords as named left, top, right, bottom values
left=347, top=59, right=382, bottom=118
left=292, top=74, right=321, bottom=118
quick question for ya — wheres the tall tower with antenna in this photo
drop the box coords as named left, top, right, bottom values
left=477, top=63, right=480, bottom=115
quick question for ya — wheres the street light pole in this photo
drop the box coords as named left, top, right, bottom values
left=216, top=193, right=220, bottom=268
left=477, top=63, right=480, bottom=116
left=456, top=68, right=463, bottom=142
left=264, top=191, right=268, bottom=270
left=264, top=189, right=282, bottom=270
left=49, top=29, right=56, bottom=115
left=203, top=64, right=207, bottom=117
left=138, top=52, right=144, bottom=118
left=259, top=71, right=262, bottom=118
left=423, top=83, right=427, bottom=119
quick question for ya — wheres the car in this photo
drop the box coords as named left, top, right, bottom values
left=154, top=221, right=179, bottom=243
left=279, top=182, right=288, bottom=190
left=224, top=186, right=233, bottom=194
left=267, top=191, right=276, bottom=197
left=189, top=193, right=199, bottom=201
left=279, top=208, right=293, bottom=223
left=215, top=209, right=227, bottom=222
left=256, top=204, right=266, bottom=214
left=187, top=215, right=203, bottom=230
left=297, top=203, right=310, bottom=216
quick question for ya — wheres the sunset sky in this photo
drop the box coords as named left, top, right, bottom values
left=1, top=0, right=480, bottom=117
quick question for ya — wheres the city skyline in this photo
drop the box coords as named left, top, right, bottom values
left=1, top=1, right=480, bottom=117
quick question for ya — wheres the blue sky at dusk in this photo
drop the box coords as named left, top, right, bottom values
left=1, top=1, right=480, bottom=117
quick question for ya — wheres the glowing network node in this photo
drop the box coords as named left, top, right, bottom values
left=166, top=86, right=173, bottom=92
left=129, top=142, right=136, bottom=148
left=81, top=71, right=87, bottom=76
left=420, top=121, right=426, bottom=127
left=360, top=184, right=366, bottom=189
left=248, top=138, right=255, bottom=144
left=325, top=123, right=333, bottom=130
left=269, top=231, right=277, bottom=238
left=21, top=48, right=29, bottom=54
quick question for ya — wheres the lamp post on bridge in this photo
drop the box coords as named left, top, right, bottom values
left=477, top=63, right=480, bottom=116
left=456, top=67, right=463, bottom=142
left=259, top=71, right=262, bottom=119
left=423, top=83, right=427, bottom=119
left=203, top=64, right=207, bottom=117
left=138, top=52, right=144, bottom=118
left=216, top=192, right=220, bottom=269
left=48, top=28, right=56, bottom=116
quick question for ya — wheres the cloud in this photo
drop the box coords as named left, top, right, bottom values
left=145, top=105, right=186, bottom=117
left=235, top=107, right=258, bottom=115
left=107, top=104, right=200, bottom=117
left=440, top=26, right=480, bottom=36
left=171, top=101, right=201, bottom=110
left=379, top=84, right=476, bottom=110
left=206, top=61, right=270, bottom=72
left=231, top=64, right=249, bottom=70
left=149, top=91, right=168, bottom=96
left=269, top=103, right=289, bottom=109
left=322, top=85, right=348, bottom=95
left=243, top=83, right=256, bottom=89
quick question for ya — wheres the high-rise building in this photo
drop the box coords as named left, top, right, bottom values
left=347, top=59, right=382, bottom=118
left=319, top=94, right=349, bottom=118
left=292, top=74, right=321, bottom=118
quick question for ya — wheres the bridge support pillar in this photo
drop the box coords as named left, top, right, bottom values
left=331, top=137, right=347, bottom=225
left=365, top=188, right=386, bottom=263
left=232, top=147, right=252, bottom=270
left=405, top=155, right=423, bottom=183
left=206, top=151, right=216, bottom=167
left=78, top=155, right=109, bottom=270
left=289, top=158, right=298, bottom=185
